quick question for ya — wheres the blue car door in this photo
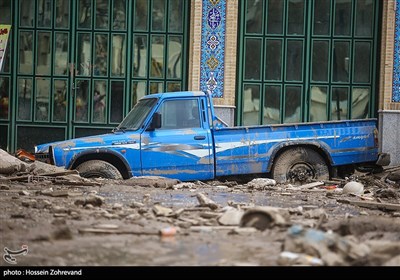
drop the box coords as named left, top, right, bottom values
left=141, top=98, right=214, bottom=181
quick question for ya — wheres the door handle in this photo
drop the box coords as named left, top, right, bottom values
left=194, top=135, right=206, bottom=140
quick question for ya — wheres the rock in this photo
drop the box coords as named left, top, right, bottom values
left=112, top=203, right=123, bottom=210
left=387, top=171, right=400, bottom=182
left=126, top=214, right=141, bottom=220
left=177, top=221, right=192, bottom=229
left=343, top=181, right=364, bottom=195
left=376, top=189, right=398, bottom=199
left=51, top=190, right=69, bottom=197
left=200, top=212, right=222, bottom=219
left=0, top=149, right=28, bottom=174
left=247, top=178, right=276, bottom=189
left=215, top=185, right=229, bottom=190
left=142, top=194, right=151, bottom=204
left=153, top=205, right=173, bottom=216
left=304, top=209, right=327, bottom=219
left=384, top=255, right=400, bottom=266
left=52, top=226, right=73, bottom=240
left=218, top=209, right=244, bottom=226
left=51, top=218, right=67, bottom=225
left=21, top=199, right=37, bottom=208
left=40, top=188, right=54, bottom=196
left=0, top=184, right=10, bottom=190
left=74, top=195, right=104, bottom=207
left=196, top=193, right=218, bottom=210
left=124, top=176, right=180, bottom=188
left=130, top=201, right=145, bottom=208
left=365, top=240, right=400, bottom=264
left=18, top=190, right=30, bottom=196
left=52, top=206, right=70, bottom=214
left=240, top=206, right=290, bottom=231
left=10, top=213, right=26, bottom=219
left=172, top=182, right=195, bottom=189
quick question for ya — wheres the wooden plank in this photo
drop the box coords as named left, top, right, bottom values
left=337, top=199, right=400, bottom=211
left=6, top=170, right=79, bottom=181
left=78, top=228, right=159, bottom=235
left=300, top=182, right=324, bottom=189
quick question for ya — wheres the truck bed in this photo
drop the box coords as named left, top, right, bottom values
left=212, top=119, right=378, bottom=177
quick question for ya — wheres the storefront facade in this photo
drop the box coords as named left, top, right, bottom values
left=1, top=0, right=399, bottom=165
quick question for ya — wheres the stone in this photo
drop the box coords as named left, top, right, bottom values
left=52, top=226, right=73, bottom=240
left=0, top=184, right=10, bottom=190
left=0, top=149, right=28, bottom=174
left=74, top=195, right=104, bottom=207
left=153, top=205, right=173, bottom=216
left=196, top=193, right=218, bottom=210
left=21, top=199, right=37, bottom=208
left=218, top=209, right=244, bottom=226
left=247, top=178, right=276, bottom=189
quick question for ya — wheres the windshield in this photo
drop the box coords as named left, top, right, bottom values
left=117, top=98, right=158, bottom=131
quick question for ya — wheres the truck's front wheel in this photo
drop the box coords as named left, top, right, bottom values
left=272, top=147, right=329, bottom=184
left=76, top=160, right=123, bottom=179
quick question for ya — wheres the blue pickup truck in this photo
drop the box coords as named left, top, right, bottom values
left=35, top=91, right=390, bottom=183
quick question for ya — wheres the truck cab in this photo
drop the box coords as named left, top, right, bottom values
left=35, top=91, right=217, bottom=181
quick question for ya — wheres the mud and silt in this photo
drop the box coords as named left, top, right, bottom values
left=1, top=173, right=400, bottom=266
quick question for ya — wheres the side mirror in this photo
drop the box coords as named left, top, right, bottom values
left=147, top=112, right=161, bottom=131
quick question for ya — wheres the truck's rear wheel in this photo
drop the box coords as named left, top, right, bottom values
left=272, top=147, right=329, bottom=184
left=76, top=160, right=123, bottom=179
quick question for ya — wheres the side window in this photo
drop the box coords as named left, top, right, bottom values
left=158, top=99, right=201, bottom=129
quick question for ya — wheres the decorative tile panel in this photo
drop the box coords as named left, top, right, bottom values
left=200, top=0, right=225, bottom=98
left=393, top=0, right=400, bottom=102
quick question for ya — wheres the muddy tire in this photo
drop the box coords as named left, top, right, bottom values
left=272, top=147, right=329, bottom=184
left=76, top=160, right=123, bottom=179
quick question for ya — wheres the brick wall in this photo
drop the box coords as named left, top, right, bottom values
left=188, top=0, right=202, bottom=92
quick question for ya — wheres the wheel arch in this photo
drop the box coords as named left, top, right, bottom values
left=68, top=149, right=132, bottom=179
left=267, top=142, right=333, bottom=174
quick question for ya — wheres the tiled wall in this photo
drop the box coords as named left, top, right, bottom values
left=200, top=0, right=226, bottom=99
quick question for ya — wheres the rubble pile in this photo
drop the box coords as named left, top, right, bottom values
left=1, top=147, right=400, bottom=266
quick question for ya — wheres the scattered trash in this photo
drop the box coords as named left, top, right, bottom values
left=283, top=224, right=370, bottom=266
left=278, top=251, right=324, bottom=266
left=343, top=181, right=364, bottom=195
left=300, top=182, right=324, bottom=189
left=159, top=227, right=177, bottom=237
left=15, top=149, right=35, bottom=162
left=240, top=206, right=290, bottom=231
left=196, top=193, right=218, bottom=210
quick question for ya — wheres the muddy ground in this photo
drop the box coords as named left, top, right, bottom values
left=1, top=168, right=400, bottom=267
